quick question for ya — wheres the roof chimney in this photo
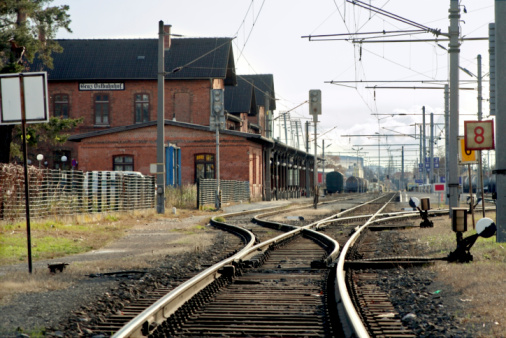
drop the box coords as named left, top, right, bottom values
left=164, top=25, right=172, bottom=50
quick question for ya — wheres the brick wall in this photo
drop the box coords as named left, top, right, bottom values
left=75, top=124, right=265, bottom=199
left=48, top=79, right=215, bottom=132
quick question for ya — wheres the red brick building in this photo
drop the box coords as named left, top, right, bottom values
left=29, top=27, right=300, bottom=201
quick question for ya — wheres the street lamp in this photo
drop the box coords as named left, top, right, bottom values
left=36, top=154, right=43, bottom=169
left=61, top=155, right=67, bottom=170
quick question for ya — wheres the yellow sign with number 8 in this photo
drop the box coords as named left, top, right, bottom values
left=459, top=137, right=477, bottom=164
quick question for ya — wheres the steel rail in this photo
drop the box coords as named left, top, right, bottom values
left=335, top=192, right=398, bottom=338
left=113, top=201, right=339, bottom=337
left=252, top=194, right=388, bottom=265
left=113, top=194, right=392, bottom=337
left=113, top=205, right=285, bottom=338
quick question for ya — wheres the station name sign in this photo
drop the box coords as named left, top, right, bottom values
left=79, top=83, right=125, bottom=91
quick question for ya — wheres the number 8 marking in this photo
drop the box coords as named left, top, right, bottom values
left=474, top=126, right=485, bottom=144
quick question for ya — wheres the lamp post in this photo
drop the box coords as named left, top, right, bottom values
left=61, top=155, right=67, bottom=170
left=37, top=154, right=43, bottom=169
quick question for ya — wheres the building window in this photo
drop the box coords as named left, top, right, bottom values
left=134, top=93, right=149, bottom=123
left=195, top=154, right=215, bottom=181
left=113, top=155, right=134, bottom=171
left=54, top=94, right=69, bottom=118
left=94, top=94, right=109, bottom=125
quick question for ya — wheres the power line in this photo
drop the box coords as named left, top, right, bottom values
left=345, top=0, right=444, bottom=37
left=235, top=0, right=267, bottom=62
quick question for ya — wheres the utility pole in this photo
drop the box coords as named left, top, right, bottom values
left=448, top=0, right=461, bottom=216
left=445, top=84, right=450, bottom=204
left=156, top=21, right=166, bottom=214
left=430, top=113, right=434, bottom=185
left=283, top=112, right=288, bottom=145
left=306, top=121, right=310, bottom=196
left=265, top=91, right=272, bottom=139
left=401, top=146, right=405, bottom=190
left=322, top=139, right=326, bottom=189
left=495, top=0, right=506, bottom=241
left=264, top=91, right=271, bottom=201
left=313, top=114, right=318, bottom=203
left=277, top=113, right=282, bottom=141
left=419, top=124, right=423, bottom=182
left=422, top=106, right=427, bottom=185
left=296, top=120, right=301, bottom=149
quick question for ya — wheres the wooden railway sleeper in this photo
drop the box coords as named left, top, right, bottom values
left=150, top=274, right=234, bottom=337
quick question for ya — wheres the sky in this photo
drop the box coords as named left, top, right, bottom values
left=49, top=0, right=495, bottom=171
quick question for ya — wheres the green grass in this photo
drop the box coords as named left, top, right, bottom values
left=0, top=216, right=129, bottom=265
left=105, top=214, right=119, bottom=222
left=0, top=233, right=92, bottom=262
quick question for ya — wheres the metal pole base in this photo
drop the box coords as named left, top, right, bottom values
left=447, top=233, right=479, bottom=263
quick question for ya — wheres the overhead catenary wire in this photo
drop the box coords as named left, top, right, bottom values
left=235, top=0, right=267, bottom=63
left=302, top=29, right=428, bottom=41
left=345, top=0, right=444, bottom=36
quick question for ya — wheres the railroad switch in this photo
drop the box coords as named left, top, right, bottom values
left=409, top=197, right=433, bottom=228
left=48, top=262, right=69, bottom=273
left=447, top=211, right=496, bottom=263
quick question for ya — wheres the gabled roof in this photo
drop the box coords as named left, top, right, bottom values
left=224, top=76, right=257, bottom=115
left=167, top=38, right=236, bottom=85
left=30, top=38, right=236, bottom=85
left=238, top=74, right=276, bottom=110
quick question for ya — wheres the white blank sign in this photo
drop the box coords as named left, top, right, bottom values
left=0, top=77, right=22, bottom=123
left=0, top=72, right=49, bottom=124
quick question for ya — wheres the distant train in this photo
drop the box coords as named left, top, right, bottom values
left=326, top=171, right=344, bottom=194
left=345, top=175, right=368, bottom=193
left=463, top=175, right=496, bottom=194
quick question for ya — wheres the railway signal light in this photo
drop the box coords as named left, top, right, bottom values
left=211, top=89, right=224, bottom=117
left=210, top=89, right=225, bottom=130
left=309, top=89, right=321, bottom=115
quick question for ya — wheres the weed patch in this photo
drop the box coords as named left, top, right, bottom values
left=0, top=214, right=135, bottom=265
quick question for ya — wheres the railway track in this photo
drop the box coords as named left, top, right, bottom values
left=166, top=236, right=333, bottom=337
left=84, top=192, right=453, bottom=337
left=106, top=194, right=394, bottom=337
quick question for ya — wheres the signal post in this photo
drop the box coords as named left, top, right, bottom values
left=309, top=90, right=321, bottom=209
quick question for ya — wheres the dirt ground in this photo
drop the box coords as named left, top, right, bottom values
left=0, top=209, right=217, bottom=305
left=402, top=213, right=506, bottom=337
left=1, top=196, right=504, bottom=337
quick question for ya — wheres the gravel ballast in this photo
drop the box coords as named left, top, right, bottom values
left=0, top=198, right=501, bottom=337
